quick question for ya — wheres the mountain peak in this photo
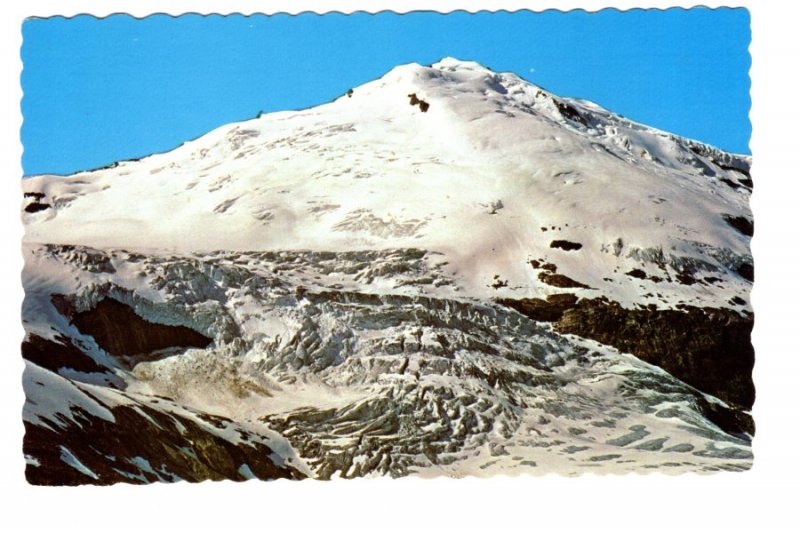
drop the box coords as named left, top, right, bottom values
left=23, top=58, right=752, bottom=311
left=431, top=57, right=495, bottom=73
left=372, top=57, right=515, bottom=98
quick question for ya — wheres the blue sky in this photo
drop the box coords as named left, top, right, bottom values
left=21, top=8, right=751, bottom=176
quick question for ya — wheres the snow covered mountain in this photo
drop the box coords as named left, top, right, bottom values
left=21, top=58, right=754, bottom=483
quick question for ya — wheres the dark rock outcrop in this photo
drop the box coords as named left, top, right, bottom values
left=498, top=297, right=755, bottom=432
left=723, top=214, right=754, bottom=237
left=735, top=262, right=754, bottom=282
left=550, top=240, right=583, bottom=251
left=68, top=298, right=212, bottom=360
left=537, top=271, right=591, bottom=289
left=407, top=93, right=430, bottom=112
left=554, top=100, right=588, bottom=126
left=626, top=268, right=648, bottom=279
left=696, top=396, right=755, bottom=440
left=529, top=257, right=591, bottom=289
left=556, top=300, right=754, bottom=410
left=529, top=259, right=557, bottom=272
left=24, top=401, right=304, bottom=485
left=22, top=334, right=108, bottom=374
left=676, top=271, right=699, bottom=285
left=24, top=202, right=51, bottom=213
left=498, top=293, right=577, bottom=323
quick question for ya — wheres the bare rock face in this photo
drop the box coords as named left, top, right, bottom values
left=22, top=334, right=108, bottom=374
left=24, top=398, right=305, bottom=485
left=549, top=239, right=583, bottom=251
left=723, top=214, right=754, bottom=237
left=68, top=298, right=213, bottom=360
left=556, top=301, right=755, bottom=410
left=499, top=296, right=754, bottom=433
left=497, top=294, right=577, bottom=322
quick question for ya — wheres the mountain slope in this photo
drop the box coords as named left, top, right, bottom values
left=23, top=57, right=752, bottom=310
left=20, top=58, right=754, bottom=482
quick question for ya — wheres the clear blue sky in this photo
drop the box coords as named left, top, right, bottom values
left=21, top=8, right=751, bottom=176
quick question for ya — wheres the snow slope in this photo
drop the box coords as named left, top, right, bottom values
left=22, top=57, right=752, bottom=310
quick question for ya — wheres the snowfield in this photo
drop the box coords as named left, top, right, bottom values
left=20, top=58, right=753, bottom=482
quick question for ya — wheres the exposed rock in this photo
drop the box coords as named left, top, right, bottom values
left=24, top=401, right=304, bottom=485
left=626, top=268, right=647, bottom=279
left=500, top=297, right=755, bottom=408
left=696, top=396, right=755, bottom=439
left=491, top=275, right=508, bottom=289
left=66, top=298, right=212, bottom=362
left=710, top=157, right=751, bottom=178
left=487, top=199, right=504, bottom=214
left=498, top=296, right=754, bottom=433
left=546, top=293, right=579, bottom=306
left=22, top=334, right=109, bottom=374
left=24, top=202, right=51, bottom=213
left=554, top=300, right=755, bottom=410
left=497, top=293, right=577, bottom=322
left=554, top=100, right=587, bottom=126
left=529, top=259, right=557, bottom=273
left=735, top=262, right=754, bottom=282
left=407, top=93, right=430, bottom=113
left=723, top=214, right=754, bottom=237
left=537, top=271, right=591, bottom=289
left=550, top=240, right=583, bottom=251
left=720, top=177, right=743, bottom=190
